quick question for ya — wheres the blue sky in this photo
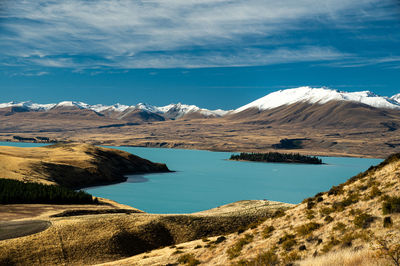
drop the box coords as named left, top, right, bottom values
left=0, top=0, right=399, bottom=109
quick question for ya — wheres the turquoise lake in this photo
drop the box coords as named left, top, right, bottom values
left=0, top=142, right=382, bottom=214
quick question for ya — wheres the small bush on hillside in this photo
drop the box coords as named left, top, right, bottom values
left=324, top=215, right=334, bottom=223
left=349, top=208, right=362, bottom=216
left=306, top=209, right=315, bottom=220
left=328, top=185, right=344, bottom=196
left=282, top=239, right=297, bottom=251
left=262, top=226, right=275, bottom=238
left=306, top=199, right=315, bottom=210
left=340, top=232, right=357, bottom=248
left=382, top=196, right=400, bottom=215
left=214, top=236, right=226, bottom=244
left=353, top=213, right=374, bottom=229
left=272, top=208, right=286, bottom=218
left=296, top=222, right=320, bottom=236
left=333, top=222, right=346, bottom=232
left=368, top=186, right=382, bottom=199
left=279, top=233, right=297, bottom=251
left=227, top=234, right=254, bottom=259
left=320, top=207, right=335, bottom=216
left=321, top=236, right=340, bottom=253
left=383, top=216, right=392, bottom=228
left=177, top=253, right=200, bottom=266
left=282, top=251, right=301, bottom=265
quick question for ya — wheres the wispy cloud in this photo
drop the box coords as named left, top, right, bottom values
left=0, top=0, right=398, bottom=69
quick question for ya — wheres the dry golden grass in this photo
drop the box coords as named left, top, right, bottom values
left=0, top=143, right=168, bottom=188
left=298, top=248, right=388, bottom=266
left=0, top=200, right=291, bottom=265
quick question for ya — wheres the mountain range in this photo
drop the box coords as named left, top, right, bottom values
left=1, top=87, right=399, bottom=122
left=1, top=86, right=399, bottom=157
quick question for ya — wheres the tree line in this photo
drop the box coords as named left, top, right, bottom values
left=0, top=178, right=98, bottom=204
left=230, top=152, right=323, bottom=164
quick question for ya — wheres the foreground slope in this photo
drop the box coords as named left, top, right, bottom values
left=0, top=200, right=291, bottom=265
left=104, top=153, right=400, bottom=265
left=0, top=143, right=169, bottom=188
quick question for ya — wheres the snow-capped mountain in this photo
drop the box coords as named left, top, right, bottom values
left=1, top=87, right=398, bottom=121
left=391, top=93, right=400, bottom=103
left=0, top=100, right=228, bottom=120
left=0, top=101, right=56, bottom=111
left=235, top=87, right=400, bottom=113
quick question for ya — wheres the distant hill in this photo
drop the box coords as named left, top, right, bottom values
left=0, top=143, right=170, bottom=189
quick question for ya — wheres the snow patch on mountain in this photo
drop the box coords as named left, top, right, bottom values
left=235, top=86, right=400, bottom=112
left=391, top=93, right=400, bottom=103
left=0, top=101, right=56, bottom=111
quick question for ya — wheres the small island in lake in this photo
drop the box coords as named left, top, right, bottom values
left=230, top=152, right=323, bottom=164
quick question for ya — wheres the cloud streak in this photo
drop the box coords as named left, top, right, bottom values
left=0, top=0, right=398, bottom=69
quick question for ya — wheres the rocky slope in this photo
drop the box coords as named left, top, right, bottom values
left=0, top=143, right=170, bottom=189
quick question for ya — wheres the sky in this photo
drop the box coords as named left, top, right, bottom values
left=0, top=0, right=399, bottom=110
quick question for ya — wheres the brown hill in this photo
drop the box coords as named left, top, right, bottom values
left=0, top=200, right=291, bottom=265
left=0, top=143, right=170, bottom=188
left=227, top=100, right=400, bottom=130
left=117, top=109, right=165, bottom=122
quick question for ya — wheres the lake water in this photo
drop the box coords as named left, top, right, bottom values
left=0, top=142, right=382, bottom=214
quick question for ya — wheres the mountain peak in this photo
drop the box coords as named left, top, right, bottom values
left=235, top=86, right=400, bottom=112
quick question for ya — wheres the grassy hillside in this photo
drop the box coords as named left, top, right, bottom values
left=102, top=152, right=400, bottom=265
left=0, top=200, right=291, bottom=265
left=0, top=143, right=169, bottom=188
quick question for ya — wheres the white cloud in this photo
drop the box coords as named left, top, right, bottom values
left=0, top=0, right=396, bottom=69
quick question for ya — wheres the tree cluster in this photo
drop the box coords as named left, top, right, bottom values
left=0, top=178, right=97, bottom=204
left=230, top=152, right=322, bottom=164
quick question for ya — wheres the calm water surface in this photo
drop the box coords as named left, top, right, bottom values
left=0, top=142, right=382, bottom=214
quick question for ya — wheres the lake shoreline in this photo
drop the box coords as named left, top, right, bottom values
left=0, top=139, right=384, bottom=159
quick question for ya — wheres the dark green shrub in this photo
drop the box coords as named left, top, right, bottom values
left=262, top=226, right=275, bottom=238
left=369, top=186, right=381, bottom=199
left=272, top=209, right=286, bottom=218
left=321, top=236, right=339, bottom=253
left=296, top=222, right=320, bottom=236
left=383, top=216, right=392, bottom=228
left=214, top=236, right=226, bottom=244
left=333, top=222, right=346, bottom=232
left=328, top=185, right=344, bottom=196
left=282, top=239, right=297, bottom=251
left=306, top=210, right=315, bottom=220
left=324, top=215, right=334, bottom=223
left=353, top=213, right=374, bottom=228
left=320, top=207, right=335, bottom=216
left=382, top=196, right=400, bottom=215
left=279, top=233, right=297, bottom=251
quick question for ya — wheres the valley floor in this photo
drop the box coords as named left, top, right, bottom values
left=1, top=117, right=398, bottom=158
